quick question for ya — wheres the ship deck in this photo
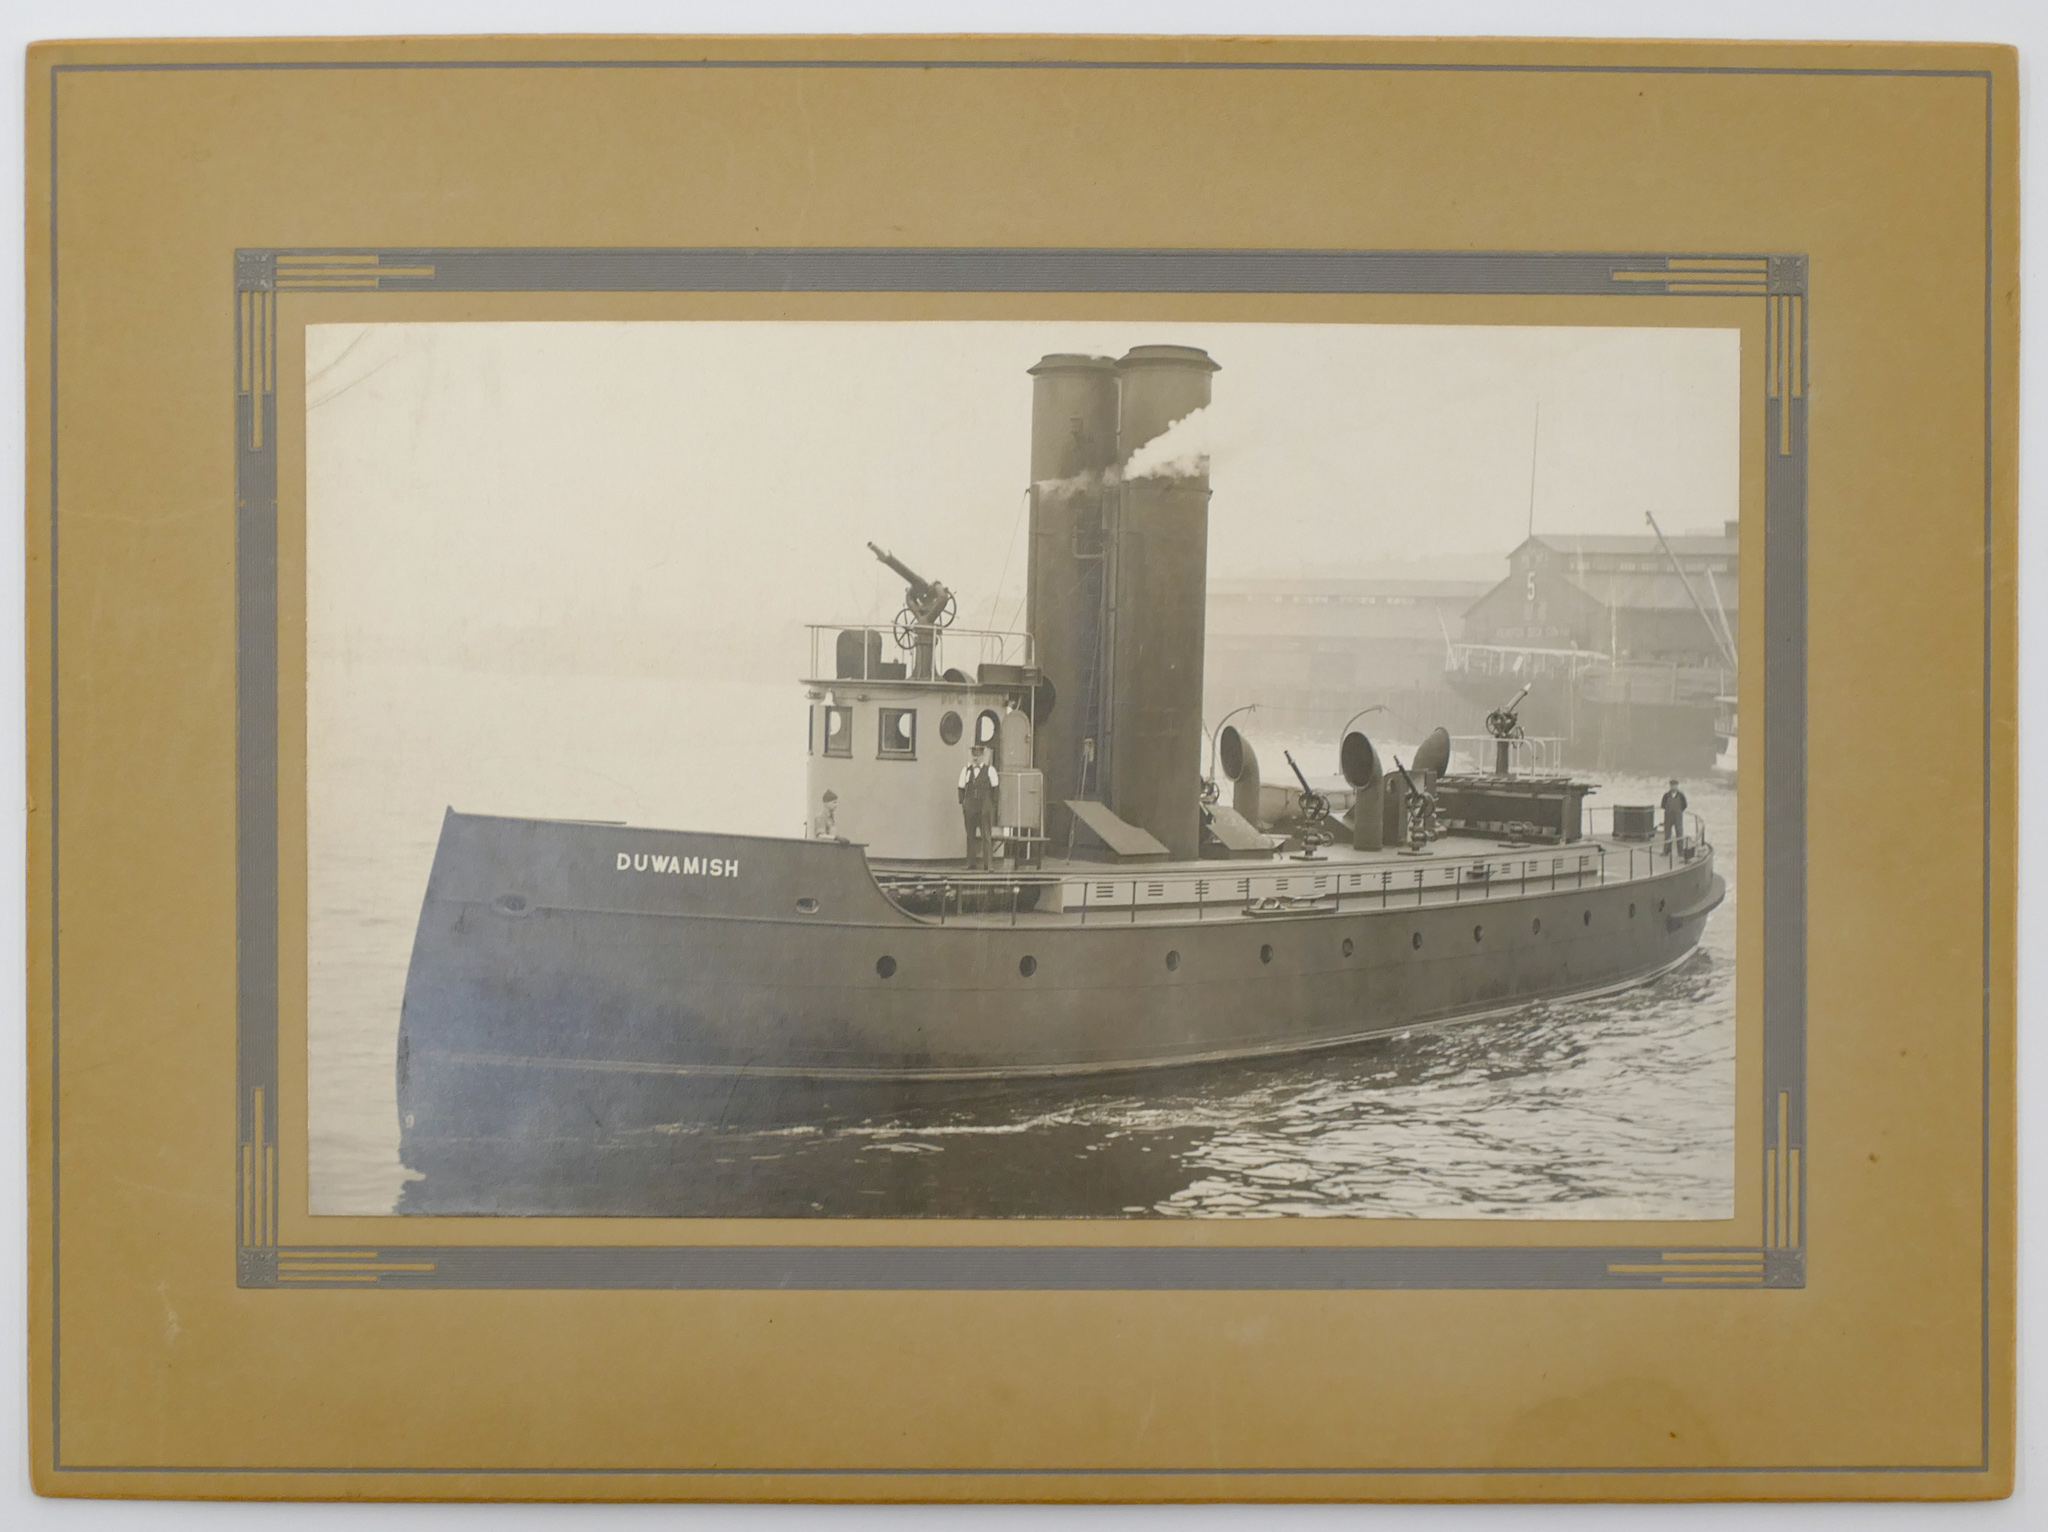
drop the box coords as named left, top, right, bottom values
left=869, top=829, right=1708, bottom=928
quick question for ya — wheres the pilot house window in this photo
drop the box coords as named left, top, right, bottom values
left=822, top=705, right=852, bottom=758
left=878, top=707, right=917, bottom=759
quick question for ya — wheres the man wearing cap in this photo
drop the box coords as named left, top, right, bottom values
left=1660, top=778, right=1689, bottom=851
left=959, top=744, right=1000, bottom=871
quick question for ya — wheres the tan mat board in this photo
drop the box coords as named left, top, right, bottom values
left=24, top=34, right=2015, bottom=1500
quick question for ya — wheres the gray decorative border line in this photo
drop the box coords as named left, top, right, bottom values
left=35, top=51, right=1998, bottom=1489
left=232, top=245, right=1807, bottom=1292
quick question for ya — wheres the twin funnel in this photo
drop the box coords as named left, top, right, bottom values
left=1025, top=345, right=1218, bottom=861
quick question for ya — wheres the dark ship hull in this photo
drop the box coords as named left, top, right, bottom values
left=396, top=809, right=1721, bottom=1161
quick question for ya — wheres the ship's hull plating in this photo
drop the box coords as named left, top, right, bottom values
left=396, top=811, right=1721, bottom=1159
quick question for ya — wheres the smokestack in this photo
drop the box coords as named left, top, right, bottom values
left=1103, top=344, right=1219, bottom=861
left=1025, top=355, right=1120, bottom=847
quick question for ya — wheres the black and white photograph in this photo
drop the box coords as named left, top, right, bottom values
left=305, top=320, right=1738, bottom=1219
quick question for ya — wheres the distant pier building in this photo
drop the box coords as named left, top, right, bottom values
left=1450, top=522, right=1740, bottom=773
left=1203, top=577, right=1492, bottom=738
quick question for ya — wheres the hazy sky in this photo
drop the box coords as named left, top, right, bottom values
left=305, top=321, right=1739, bottom=667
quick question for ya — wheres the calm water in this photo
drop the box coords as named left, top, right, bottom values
left=309, top=661, right=1735, bottom=1220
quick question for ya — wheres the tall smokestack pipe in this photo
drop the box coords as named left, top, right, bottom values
left=1103, top=344, right=1219, bottom=861
left=1025, top=355, right=1120, bottom=848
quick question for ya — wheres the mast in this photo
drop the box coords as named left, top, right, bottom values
left=1525, top=400, right=1540, bottom=539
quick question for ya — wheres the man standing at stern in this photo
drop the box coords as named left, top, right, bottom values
left=1661, top=777, right=1689, bottom=848
left=959, top=744, right=1000, bottom=870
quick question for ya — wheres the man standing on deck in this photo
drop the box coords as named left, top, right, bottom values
left=1661, top=778, right=1689, bottom=849
left=959, top=744, right=1000, bottom=871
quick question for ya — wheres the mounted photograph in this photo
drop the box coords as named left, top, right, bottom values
left=304, top=320, right=1739, bottom=1220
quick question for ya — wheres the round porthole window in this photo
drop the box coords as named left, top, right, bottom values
left=1583, top=910, right=1592, bottom=926
left=876, top=956, right=897, bottom=978
left=1412, top=931, right=1424, bottom=950
left=1018, top=955, right=1038, bottom=977
left=1341, top=938, right=1355, bottom=958
left=1165, top=950, right=1181, bottom=971
left=1473, top=924, right=1484, bottom=943
left=1531, top=918, right=1542, bottom=935
left=1629, top=903, right=1637, bottom=919
left=939, top=711, right=964, bottom=745
left=1259, top=944, right=1274, bottom=965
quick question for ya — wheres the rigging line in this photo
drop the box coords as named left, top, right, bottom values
left=1525, top=398, right=1541, bottom=540
left=987, top=485, right=1030, bottom=632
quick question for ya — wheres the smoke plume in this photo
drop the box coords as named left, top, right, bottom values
left=1120, top=406, right=1212, bottom=482
left=1031, top=466, right=1116, bottom=499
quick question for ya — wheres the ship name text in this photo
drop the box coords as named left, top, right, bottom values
left=617, top=852, right=739, bottom=878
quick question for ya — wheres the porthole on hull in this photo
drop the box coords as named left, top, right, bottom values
left=1411, top=931, right=1424, bottom=950
left=1018, top=955, right=1038, bottom=977
left=1259, top=944, right=1274, bottom=965
left=1341, top=938, right=1354, bottom=958
left=876, top=956, right=897, bottom=978
left=1531, top=918, right=1542, bottom=935
left=1582, top=910, right=1592, bottom=926
left=1165, top=950, right=1181, bottom=971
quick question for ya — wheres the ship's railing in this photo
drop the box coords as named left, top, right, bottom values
left=806, top=623, right=1034, bottom=682
left=1449, top=735, right=1567, bottom=774
left=1589, top=803, right=1712, bottom=868
left=873, top=827, right=1708, bottom=926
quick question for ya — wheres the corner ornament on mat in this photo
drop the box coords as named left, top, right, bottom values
left=1766, top=1089, right=1804, bottom=1251
left=236, top=1086, right=277, bottom=1285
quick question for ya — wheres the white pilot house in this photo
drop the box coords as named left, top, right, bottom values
left=804, top=572, right=1045, bottom=863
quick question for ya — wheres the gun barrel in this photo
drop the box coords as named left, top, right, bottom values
left=866, top=541, right=929, bottom=594
left=1282, top=749, right=1316, bottom=797
left=1503, top=683, right=1532, bottom=714
left=1390, top=755, right=1420, bottom=797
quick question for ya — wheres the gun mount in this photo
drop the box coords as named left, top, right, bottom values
left=1281, top=749, right=1334, bottom=859
left=1484, top=684, right=1533, bottom=776
left=1389, top=754, right=1439, bottom=854
left=868, top=541, right=958, bottom=680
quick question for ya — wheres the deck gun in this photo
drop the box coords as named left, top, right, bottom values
left=1484, top=684, right=1533, bottom=776
left=1281, top=749, right=1334, bottom=857
left=1389, top=754, right=1436, bottom=853
left=868, top=542, right=957, bottom=680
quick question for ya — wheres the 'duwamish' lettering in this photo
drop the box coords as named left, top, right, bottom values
left=615, top=852, right=739, bottom=878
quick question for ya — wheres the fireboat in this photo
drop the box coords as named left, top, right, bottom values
left=395, top=345, right=1722, bottom=1158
